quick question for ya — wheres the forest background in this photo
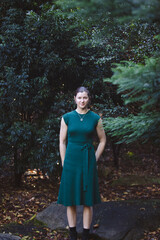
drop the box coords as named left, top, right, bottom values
left=0, top=0, right=160, bottom=239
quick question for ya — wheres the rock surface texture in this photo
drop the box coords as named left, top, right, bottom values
left=0, top=234, right=21, bottom=240
left=36, top=200, right=160, bottom=240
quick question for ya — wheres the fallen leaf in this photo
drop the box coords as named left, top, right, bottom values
left=93, top=223, right=99, bottom=228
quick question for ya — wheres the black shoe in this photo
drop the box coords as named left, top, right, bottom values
left=82, top=228, right=90, bottom=240
left=69, top=230, right=77, bottom=240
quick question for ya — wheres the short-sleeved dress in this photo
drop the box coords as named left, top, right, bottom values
left=57, top=110, right=101, bottom=206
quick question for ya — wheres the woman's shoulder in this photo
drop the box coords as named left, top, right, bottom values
left=62, top=111, right=75, bottom=125
left=62, top=110, right=75, bottom=119
left=89, top=110, right=101, bottom=119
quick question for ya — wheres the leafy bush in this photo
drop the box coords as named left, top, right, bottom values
left=103, top=57, right=160, bottom=144
left=1, top=0, right=160, bottom=183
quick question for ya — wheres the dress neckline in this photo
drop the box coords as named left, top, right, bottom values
left=75, top=109, right=90, bottom=115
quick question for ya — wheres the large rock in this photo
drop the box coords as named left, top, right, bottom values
left=36, top=200, right=160, bottom=240
left=0, top=234, right=21, bottom=240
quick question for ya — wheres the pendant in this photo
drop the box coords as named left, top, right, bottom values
left=80, top=118, right=83, bottom=121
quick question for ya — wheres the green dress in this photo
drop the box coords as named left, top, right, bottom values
left=57, top=110, right=101, bottom=206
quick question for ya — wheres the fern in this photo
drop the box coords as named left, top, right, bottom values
left=103, top=57, right=160, bottom=144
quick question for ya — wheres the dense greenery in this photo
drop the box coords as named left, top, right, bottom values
left=103, top=57, right=160, bottom=144
left=0, top=0, right=160, bottom=183
left=101, top=1, right=160, bottom=145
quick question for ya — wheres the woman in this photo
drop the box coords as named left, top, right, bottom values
left=57, top=86, right=106, bottom=240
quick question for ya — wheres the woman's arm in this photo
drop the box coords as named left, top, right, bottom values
left=95, top=118, right=106, bottom=161
left=59, top=117, right=68, bottom=167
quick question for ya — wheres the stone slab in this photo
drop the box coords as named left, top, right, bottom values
left=36, top=200, right=160, bottom=240
left=0, top=234, right=21, bottom=240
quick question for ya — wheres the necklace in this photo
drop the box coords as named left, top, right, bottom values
left=77, top=113, right=86, bottom=121
left=76, top=110, right=89, bottom=121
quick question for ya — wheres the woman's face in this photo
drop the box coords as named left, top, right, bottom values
left=74, top=91, right=89, bottom=109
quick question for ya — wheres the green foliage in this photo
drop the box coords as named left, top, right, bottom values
left=104, top=113, right=160, bottom=144
left=103, top=57, right=160, bottom=144
left=132, top=0, right=160, bottom=23
left=0, top=1, right=93, bottom=182
left=105, top=58, right=160, bottom=111
left=77, top=0, right=160, bottom=23
left=1, top=0, right=160, bottom=182
left=27, top=92, right=75, bottom=175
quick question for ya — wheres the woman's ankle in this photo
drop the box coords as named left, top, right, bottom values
left=70, top=226, right=77, bottom=232
left=69, top=227, right=77, bottom=240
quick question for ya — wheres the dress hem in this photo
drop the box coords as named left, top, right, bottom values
left=57, top=200, right=101, bottom=207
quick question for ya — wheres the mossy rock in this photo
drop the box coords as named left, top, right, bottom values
left=111, top=175, right=160, bottom=186
left=98, top=167, right=113, bottom=178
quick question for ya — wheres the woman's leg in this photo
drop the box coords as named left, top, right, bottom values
left=83, top=206, right=93, bottom=229
left=82, top=206, right=93, bottom=240
left=67, top=206, right=77, bottom=240
left=67, top=206, right=77, bottom=227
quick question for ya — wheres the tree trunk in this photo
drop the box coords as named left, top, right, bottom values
left=110, top=140, right=122, bottom=169
left=14, top=147, right=23, bottom=187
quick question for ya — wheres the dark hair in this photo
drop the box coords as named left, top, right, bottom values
left=75, top=86, right=90, bottom=98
